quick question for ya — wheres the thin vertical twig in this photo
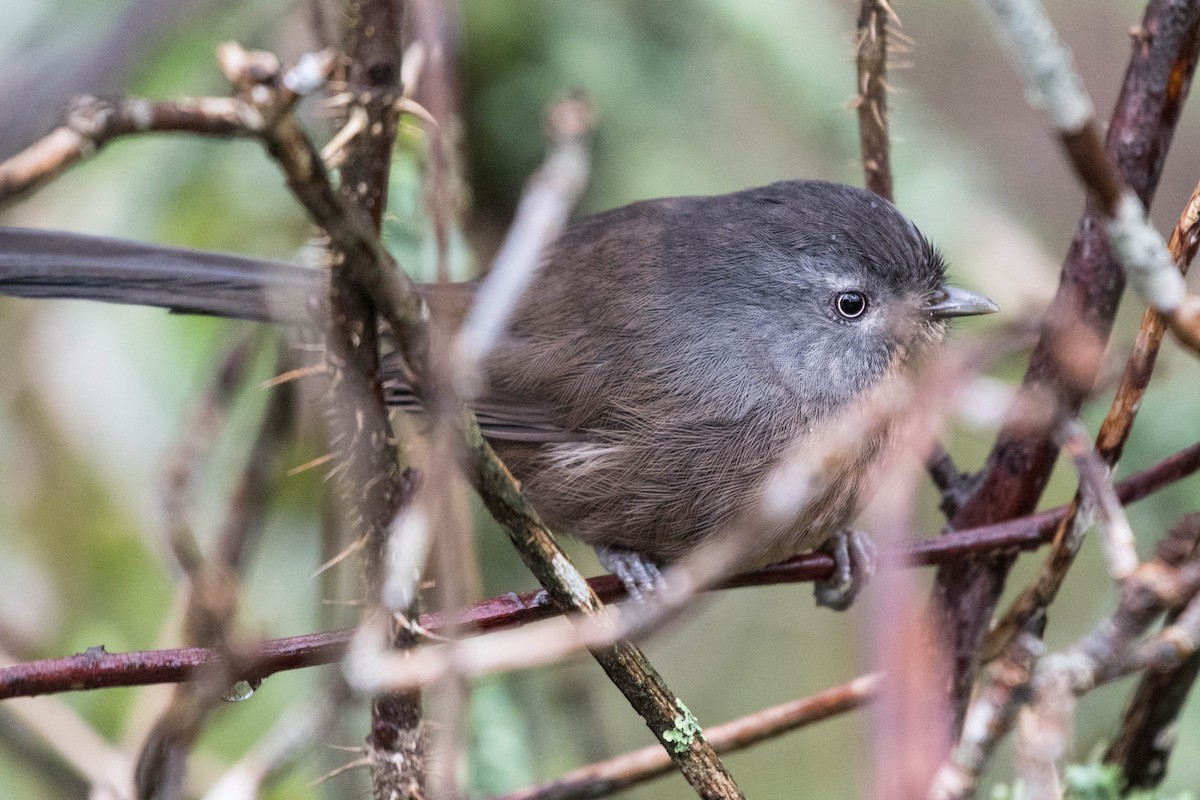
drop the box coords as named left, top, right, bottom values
left=853, top=0, right=971, bottom=510
left=854, top=0, right=895, bottom=200
left=330, top=1, right=425, bottom=796
left=404, top=5, right=476, bottom=790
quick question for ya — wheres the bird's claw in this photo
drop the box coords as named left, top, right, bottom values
left=596, top=545, right=666, bottom=602
left=814, top=529, right=877, bottom=611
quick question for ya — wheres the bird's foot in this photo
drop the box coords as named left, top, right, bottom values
left=813, top=529, right=877, bottom=611
left=596, top=545, right=666, bottom=602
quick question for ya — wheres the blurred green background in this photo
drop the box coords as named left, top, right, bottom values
left=1, top=0, right=1199, bottom=797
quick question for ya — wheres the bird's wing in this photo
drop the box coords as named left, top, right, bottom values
left=383, top=282, right=582, bottom=443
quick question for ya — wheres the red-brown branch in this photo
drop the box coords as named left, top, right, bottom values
left=933, top=0, right=1200, bottom=727
left=3, top=438, right=1195, bottom=702
left=492, top=674, right=881, bottom=800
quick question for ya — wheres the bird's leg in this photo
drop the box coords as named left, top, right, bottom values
left=813, top=529, right=877, bottom=610
left=595, top=545, right=666, bottom=602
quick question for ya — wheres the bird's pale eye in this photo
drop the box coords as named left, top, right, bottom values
left=834, top=291, right=868, bottom=319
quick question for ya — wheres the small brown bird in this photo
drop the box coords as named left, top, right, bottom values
left=0, top=180, right=995, bottom=607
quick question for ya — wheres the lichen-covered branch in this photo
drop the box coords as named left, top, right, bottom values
left=492, top=674, right=880, bottom=800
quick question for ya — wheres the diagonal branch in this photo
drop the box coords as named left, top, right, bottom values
left=933, top=0, right=1200, bottom=728
left=490, top=674, right=881, bottom=800
left=984, top=178, right=1200, bottom=661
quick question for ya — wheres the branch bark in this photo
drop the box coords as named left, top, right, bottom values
left=4, top=435, right=1197, bottom=702
left=933, top=0, right=1200, bottom=729
left=329, top=3, right=425, bottom=797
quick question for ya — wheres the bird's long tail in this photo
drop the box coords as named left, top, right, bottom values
left=0, top=227, right=321, bottom=324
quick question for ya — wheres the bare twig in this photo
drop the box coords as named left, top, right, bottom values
left=490, top=674, right=881, bottom=800
left=1105, top=514, right=1200, bottom=790
left=200, top=680, right=353, bottom=800
left=319, top=4, right=427, bottom=795
left=929, top=633, right=1040, bottom=800
left=984, top=179, right=1200, bottom=660
left=980, top=0, right=1200, bottom=354
left=0, top=645, right=134, bottom=800
left=4, top=436, right=1198, bottom=702
left=933, top=514, right=1200, bottom=797
left=1058, top=420, right=1138, bottom=581
left=933, top=0, right=1200, bottom=728
left=452, top=93, right=592, bottom=396
left=135, top=335, right=295, bottom=800
left=852, top=0, right=973, bottom=516
left=400, top=7, right=474, bottom=793
left=0, top=96, right=263, bottom=206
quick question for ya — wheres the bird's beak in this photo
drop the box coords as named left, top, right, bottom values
left=925, top=285, right=999, bottom=319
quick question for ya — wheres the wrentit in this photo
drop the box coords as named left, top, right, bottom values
left=400, top=180, right=996, bottom=607
left=0, top=179, right=996, bottom=607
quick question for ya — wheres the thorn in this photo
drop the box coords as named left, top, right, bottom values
left=321, top=106, right=369, bottom=167
left=394, top=610, right=452, bottom=642
left=889, top=26, right=917, bottom=47
left=395, top=96, right=439, bottom=128
left=310, top=756, right=371, bottom=786
left=311, top=534, right=368, bottom=578
left=261, top=363, right=326, bottom=388
left=287, top=452, right=335, bottom=476
left=876, top=0, right=902, bottom=26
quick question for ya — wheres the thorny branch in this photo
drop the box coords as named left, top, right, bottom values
left=0, top=95, right=264, bottom=205
left=853, top=0, right=896, bottom=200
left=0, top=40, right=747, bottom=799
left=324, top=1, right=426, bottom=795
left=852, top=0, right=971, bottom=516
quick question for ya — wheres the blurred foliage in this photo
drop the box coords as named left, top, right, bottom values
left=0, top=0, right=1198, bottom=798
left=989, top=761, right=1198, bottom=800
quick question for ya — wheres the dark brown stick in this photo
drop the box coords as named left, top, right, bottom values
left=933, top=0, right=1200, bottom=729
left=854, top=0, right=894, bottom=200
left=327, top=4, right=425, bottom=797
left=983, top=179, right=1200, bottom=661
